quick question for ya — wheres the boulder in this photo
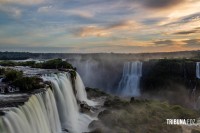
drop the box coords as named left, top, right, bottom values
left=98, top=110, right=111, bottom=119
left=80, top=101, right=91, bottom=113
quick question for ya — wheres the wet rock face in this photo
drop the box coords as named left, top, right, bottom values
left=87, top=120, right=105, bottom=133
left=0, top=93, right=29, bottom=109
left=103, top=96, right=129, bottom=109
left=192, top=129, right=200, bottom=133
left=130, top=97, right=135, bottom=103
left=0, top=111, right=5, bottom=116
left=86, top=87, right=109, bottom=99
left=80, top=101, right=91, bottom=113
left=62, top=128, right=69, bottom=132
left=141, top=59, right=198, bottom=92
left=86, top=128, right=103, bottom=133
left=98, top=110, right=111, bottom=119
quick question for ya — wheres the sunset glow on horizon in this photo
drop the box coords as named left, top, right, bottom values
left=0, top=0, right=200, bottom=53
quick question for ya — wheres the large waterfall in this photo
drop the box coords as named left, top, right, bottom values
left=0, top=89, right=62, bottom=133
left=0, top=72, right=96, bottom=133
left=196, top=62, right=200, bottom=79
left=117, top=61, right=142, bottom=97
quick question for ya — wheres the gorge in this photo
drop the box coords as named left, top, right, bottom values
left=1, top=56, right=200, bottom=133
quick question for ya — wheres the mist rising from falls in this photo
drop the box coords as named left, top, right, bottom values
left=117, top=61, right=142, bottom=97
left=0, top=72, right=96, bottom=133
left=69, top=59, right=103, bottom=89
left=68, top=58, right=123, bottom=92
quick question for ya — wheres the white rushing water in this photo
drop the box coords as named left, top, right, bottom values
left=0, top=89, right=62, bottom=133
left=0, top=72, right=96, bottom=133
left=117, top=61, right=142, bottom=97
left=196, top=62, right=200, bottom=79
left=43, top=72, right=96, bottom=133
left=75, top=72, right=98, bottom=106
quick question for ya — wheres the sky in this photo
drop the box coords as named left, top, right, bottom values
left=0, top=0, right=200, bottom=53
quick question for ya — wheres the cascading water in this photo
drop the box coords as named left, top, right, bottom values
left=75, top=72, right=97, bottom=106
left=42, top=72, right=96, bottom=133
left=0, top=89, right=62, bottom=133
left=196, top=62, right=200, bottom=79
left=0, top=71, right=96, bottom=133
left=44, top=73, right=80, bottom=132
left=117, top=61, right=142, bottom=97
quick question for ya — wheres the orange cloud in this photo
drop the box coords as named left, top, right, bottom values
left=75, top=20, right=142, bottom=38
left=108, top=20, right=141, bottom=31
left=75, top=26, right=111, bottom=37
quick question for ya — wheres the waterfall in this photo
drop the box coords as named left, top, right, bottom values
left=117, top=61, right=142, bottom=97
left=43, top=72, right=95, bottom=133
left=44, top=73, right=80, bottom=132
left=0, top=89, right=62, bottom=133
left=196, top=62, right=200, bottom=79
left=0, top=72, right=96, bottom=133
left=75, top=72, right=97, bottom=106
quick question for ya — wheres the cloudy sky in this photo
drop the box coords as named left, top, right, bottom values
left=0, top=0, right=200, bottom=53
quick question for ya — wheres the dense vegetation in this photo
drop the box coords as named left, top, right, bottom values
left=86, top=88, right=200, bottom=133
left=0, top=59, right=75, bottom=70
left=1, top=69, right=45, bottom=93
left=0, top=59, right=77, bottom=93
left=141, top=59, right=200, bottom=92
left=0, top=52, right=36, bottom=60
left=0, top=51, right=199, bottom=60
left=38, top=59, right=74, bottom=69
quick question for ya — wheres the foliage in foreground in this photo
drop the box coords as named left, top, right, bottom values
left=1, top=69, right=44, bottom=93
left=87, top=88, right=200, bottom=133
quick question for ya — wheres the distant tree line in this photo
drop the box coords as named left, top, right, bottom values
left=0, top=58, right=75, bottom=70
left=0, top=51, right=200, bottom=60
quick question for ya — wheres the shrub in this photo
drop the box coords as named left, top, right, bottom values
left=39, top=58, right=74, bottom=69
left=2, top=69, right=44, bottom=92
left=0, top=68, right=5, bottom=75
left=0, top=61, right=16, bottom=66
left=12, top=76, right=44, bottom=92
left=4, top=69, right=23, bottom=82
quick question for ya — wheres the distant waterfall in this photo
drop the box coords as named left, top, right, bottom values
left=196, top=62, right=200, bottom=79
left=0, top=72, right=96, bottom=133
left=117, top=61, right=142, bottom=97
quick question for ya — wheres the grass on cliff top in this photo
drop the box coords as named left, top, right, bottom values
left=86, top=88, right=200, bottom=133
left=98, top=98, right=200, bottom=133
